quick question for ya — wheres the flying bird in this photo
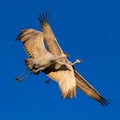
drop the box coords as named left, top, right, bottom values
left=38, top=12, right=109, bottom=106
left=16, top=29, right=69, bottom=74
left=16, top=12, right=109, bottom=106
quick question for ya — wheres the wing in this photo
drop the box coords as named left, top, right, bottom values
left=43, top=63, right=76, bottom=98
left=75, top=70, right=109, bottom=106
left=16, top=29, right=47, bottom=59
left=38, top=12, right=63, bottom=57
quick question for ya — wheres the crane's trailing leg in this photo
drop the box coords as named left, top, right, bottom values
left=15, top=70, right=33, bottom=82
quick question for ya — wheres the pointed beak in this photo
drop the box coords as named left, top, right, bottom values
left=77, top=58, right=83, bottom=62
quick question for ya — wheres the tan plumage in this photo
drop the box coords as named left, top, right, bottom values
left=16, top=29, right=55, bottom=74
left=38, top=12, right=109, bottom=105
left=43, top=63, right=76, bottom=98
left=16, top=28, right=76, bottom=98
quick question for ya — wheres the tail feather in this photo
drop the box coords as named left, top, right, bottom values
left=61, top=86, right=76, bottom=99
left=24, top=59, right=39, bottom=74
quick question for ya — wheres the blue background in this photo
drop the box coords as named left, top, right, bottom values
left=0, top=0, right=119, bottom=119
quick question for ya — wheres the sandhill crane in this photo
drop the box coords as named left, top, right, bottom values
left=38, top=12, right=109, bottom=106
left=16, top=29, right=69, bottom=74
left=16, top=28, right=76, bottom=98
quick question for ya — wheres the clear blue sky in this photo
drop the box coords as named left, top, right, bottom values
left=0, top=0, right=119, bottom=119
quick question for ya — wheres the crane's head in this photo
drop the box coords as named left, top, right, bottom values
left=63, top=52, right=70, bottom=57
left=76, top=58, right=82, bottom=63
left=72, top=58, right=82, bottom=66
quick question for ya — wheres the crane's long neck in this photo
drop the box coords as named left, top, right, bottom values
left=72, top=59, right=81, bottom=66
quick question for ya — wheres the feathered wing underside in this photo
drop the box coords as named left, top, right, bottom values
left=16, top=29, right=49, bottom=74
left=38, top=12, right=64, bottom=58
left=43, top=63, right=76, bottom=98
left=74, top=70, right=109, bottom=106
left=16, top=29, right=47, bottom=59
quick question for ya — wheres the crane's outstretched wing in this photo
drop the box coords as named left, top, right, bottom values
left=16, top=29, right=47, bottom=59
left=16, top=29, right=48, bottom=74
left=38, top=12, right=109, bottom=105
left=74, top=70, right=109, bottom=106
left=38, top=12, right=63, bottom=58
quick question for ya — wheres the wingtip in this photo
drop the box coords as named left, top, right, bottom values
left=99, top=97, right=110, bottom=106
left=15, top=29, right=27, bottom=41
left=15, top=32, right=21, bottom=41
left=38, top=11, right=49, bottom=24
